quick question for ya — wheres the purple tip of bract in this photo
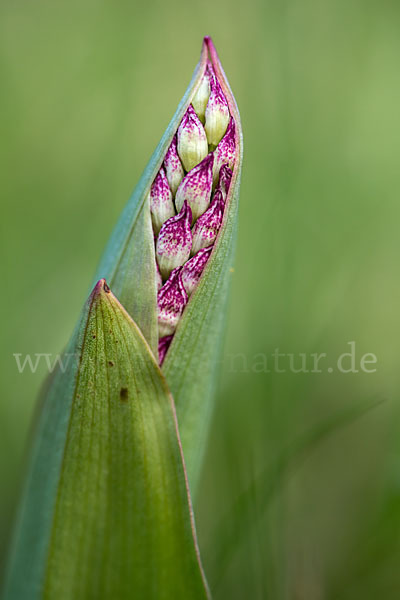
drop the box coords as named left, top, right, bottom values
left=179, top=104, right=200, bottom=133
left=175, top=152, right=214, bottom=223
left=157, top=267, right=188, bottom=337
left=163, top=135, right=184, bottom=197
left=156, top=200, right=192, bottom=280
left=181, top=245, right=213, bottom=296
left=213, top=116, right=236, bottom=185
left=158, top=335, right=173, bottom=365
left=191, top=189, right=225, bottom=255
left=150, top=167, right=175, bottom=233
left=177, top=105, right=208, bottom=172
left=218, top=164, right=233, bottom=200
left=205, top=63, right=216, bottom=90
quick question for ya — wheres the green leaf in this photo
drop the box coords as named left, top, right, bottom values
left=3, top=280, right=209, bottom=600
left=93, top=38, right=243, bottom=494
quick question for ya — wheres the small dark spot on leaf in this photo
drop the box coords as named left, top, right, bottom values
left=103, top=281, right=111, bottom=293
left=120, top=387, right=129, bottom=401
left=92, top=334, right=96, bottom=339
left=108, top=360, right=114, bottom=367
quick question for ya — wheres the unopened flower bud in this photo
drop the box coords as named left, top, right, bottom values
left=181, top=246, right=213, bottom=296
left=217, top=164, right=233, bottom=200
left=192, top=66, right=211, bottom=123
left=191, top=189, right=224, bottom=255
left=213, top=117, right=236, bottom=185
left=156, top=201, right=192, bottom=280
left=177, top=105, right=208, bottom=172
left=204, top=67, right=230, bottom=148
left=150, top=168, right=175, bottom=233
left=175, top=153, right=214, bottom=223
left=158, top=334, right=173, bottom=365
left=157, top=267, right=188, bottom=337
left=163, top=135, right=184, bottom=197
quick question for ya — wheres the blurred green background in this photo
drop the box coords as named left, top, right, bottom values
left=1, top=0, right=400, bottom=597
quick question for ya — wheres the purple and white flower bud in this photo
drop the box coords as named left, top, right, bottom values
left=163, top=135, right=184, bottom=197
left=150, top=168, right=175, bottom=233
left=177, top=105, right=208, bottom=172
left=204, top=67, right=230, bottom=148
left=192, top=66, right=211, bottom=123
left=158, top=334, right=173, bottom=365
left=175, top=153, right=214, bottom=223
left=157, top=267, right=188, bottom=337
left=191, top=189, right=225, bottom=255
left=217, top=164, right=233, bottom=200
left=156, top=201, right=192, bottom=280
left=213, top=117, right=236, bottom=185
left=181, top=246, right=213, bottom=296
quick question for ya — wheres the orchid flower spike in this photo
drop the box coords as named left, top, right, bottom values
left=144, top=39, right=242, bottom=365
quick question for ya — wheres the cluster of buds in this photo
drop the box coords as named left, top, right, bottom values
left=149, top=62, right=236, bottom=364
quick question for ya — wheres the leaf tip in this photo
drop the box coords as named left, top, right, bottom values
left=92, top=278, right=111, bottom=297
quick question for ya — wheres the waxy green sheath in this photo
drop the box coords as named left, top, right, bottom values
left=3, top=281, right=209, bottom=600
left=94, top=37, right=242, bottom=492
left=4, top=37, right=241, bottom=600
